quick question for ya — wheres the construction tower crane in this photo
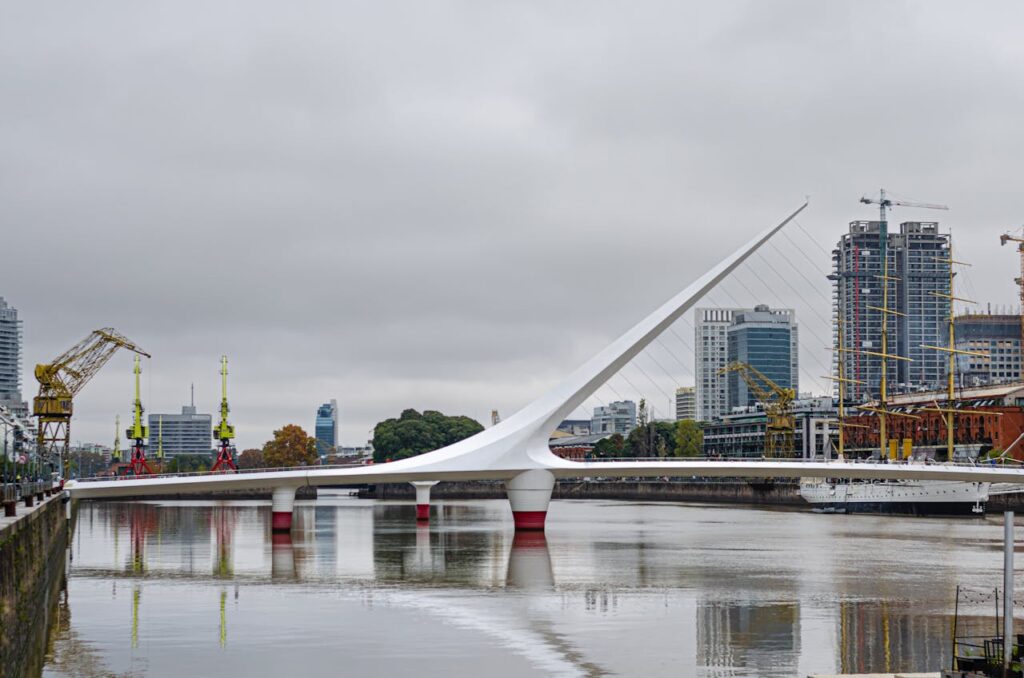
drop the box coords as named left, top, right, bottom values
left=999, top=230, right=1024, bottom=352
left=125, top=356, right=153, bottom=476
left=211, top=356, right=237, bottom=472
left=857, top=189, right=948, bottom=457
left=34, top=328, right=149, bottom=471
left=859, top=188, right=949, bottom=222
left=718, top=361, right=796, bottom=457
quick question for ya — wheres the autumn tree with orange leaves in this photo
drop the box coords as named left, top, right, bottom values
left=262, top=425, right=318, bottom=467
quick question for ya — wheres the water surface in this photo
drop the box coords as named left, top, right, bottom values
left=42, top=493, right=1019, bottom=677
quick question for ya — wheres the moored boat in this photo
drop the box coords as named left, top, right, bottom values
left=799, top=477, right=987, bottom=516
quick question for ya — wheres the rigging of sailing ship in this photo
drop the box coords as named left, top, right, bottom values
left=801, top=192, right=996, bottom=516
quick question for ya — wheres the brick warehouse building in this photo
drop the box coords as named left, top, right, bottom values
left=842, top=383, right=1024, bottom=459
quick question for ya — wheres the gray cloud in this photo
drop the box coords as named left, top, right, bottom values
left=2, top=0, right=1022, bottom=448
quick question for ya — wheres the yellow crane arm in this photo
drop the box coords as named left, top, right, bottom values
left=36, top=328, right=150, bottom=399
left=719, top=361, right=795, bottom=402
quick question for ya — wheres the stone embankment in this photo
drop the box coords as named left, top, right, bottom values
left=0, top=488, right=68, bottom=678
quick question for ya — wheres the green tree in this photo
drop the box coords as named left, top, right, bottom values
left=162, top=454, right=211, bottom=473
left=372, top=409, right=484, bottom=462
left=674, top=419, right=703, bottom=457
left=627, top=420, right=677, bottom=457
left=263, top=425, right=318, bottom=467
left=237, top=448, right=264, bottom=469
left=592, top=433, right=626, bottom=458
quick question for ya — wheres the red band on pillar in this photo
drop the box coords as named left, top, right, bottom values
left=416, top=504, right=430, bottom=521
left=512, top=511, right=547, bottom=531
left=271, top=511, right=292, bottom=531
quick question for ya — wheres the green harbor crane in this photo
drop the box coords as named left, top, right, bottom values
left=125, top=356, right=153, bottom=475
left=211, top=356, right=237, bottom=472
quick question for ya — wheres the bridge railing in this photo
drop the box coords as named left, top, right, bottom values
left=71, top=463, right=369, bottom=483
left=575, top=456, right=1024, bottom=468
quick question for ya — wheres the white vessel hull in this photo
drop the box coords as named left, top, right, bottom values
left=799, top=478, right=988, bottom=516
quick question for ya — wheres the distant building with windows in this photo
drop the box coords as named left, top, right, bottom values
left=556, top=419, right=591, bottom=436
left=696, top=306, right=798, bottom=420
left=0, top=297, right=27, bottom=417
left=955, top=313, right=1022, bottom=386
left=591, top=400, right=637, bottom=435
left=702, top=397, right=837, bottom=459
left=726, top=305, right=798, bottom=411
left=675, top=386, right=696, bottom=421
left=147, top=405, right=212, bottom=457
left=696, top=308, right=742, bottom=421
left=548, top=433, right=609, bottom=461
left=315, top=400, right=338, bottom=457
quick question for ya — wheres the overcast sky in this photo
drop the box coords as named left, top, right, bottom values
left=2, top=1, right=1022, bottom=449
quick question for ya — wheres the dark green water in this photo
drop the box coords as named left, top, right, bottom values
left=39, top=494, right=1020, bottom=676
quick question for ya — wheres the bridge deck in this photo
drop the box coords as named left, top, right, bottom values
left=64, top=460, right=1024, bottom=499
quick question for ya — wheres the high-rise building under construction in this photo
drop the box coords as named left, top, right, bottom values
left=831, top=221, right=951, bottom=401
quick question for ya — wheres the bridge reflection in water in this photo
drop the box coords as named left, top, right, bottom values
left=43, top=494, right=1017, bottom=677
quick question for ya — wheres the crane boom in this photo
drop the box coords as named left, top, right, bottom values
left=718, top=361, right=796, bottom=457
left=859, top=188, right=949, bottom=224
left=34, top=328, right=149, bottom=470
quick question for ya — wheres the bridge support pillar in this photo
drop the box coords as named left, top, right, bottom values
left=505, top=469, right=554, bottom=531
left=271, top=487, right=296, bottom=532
left=410, top=481, right=438, bottom=522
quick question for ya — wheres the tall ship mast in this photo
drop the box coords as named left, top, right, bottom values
left=802, top=192, right=990, bottom=516
left=920, top=243, right=993, bottom=459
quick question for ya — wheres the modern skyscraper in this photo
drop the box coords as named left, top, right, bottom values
left=590, top=400, right=637, bottom=435
left=675, top=386, right=696, bottom=420
left=831, top=221, right=950, bottom=400
left=695, top=308, right=742, bottom=421
left=954, top=313, right=1021, bottom=386
left=696, top=307, right=797, bottom=419
left=146, top=404, right=212, bottom=457
left=0, top=297, right=26, bottom=417
left=726, top=305, right=799, bottom=410
left=315, top=400, right=338, bottom=456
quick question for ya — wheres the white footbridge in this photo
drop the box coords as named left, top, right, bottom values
left=66, top=202, right=1024, bottom=530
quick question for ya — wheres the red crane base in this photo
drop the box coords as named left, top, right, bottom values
left=127, top=444, right=154, bottom=476
left=211, top=443, right=237, bottom=472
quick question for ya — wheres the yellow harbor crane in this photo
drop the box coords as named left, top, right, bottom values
left=718, top=361, right=796, bottom=457
left=34, top=328, right=149, bottom=471
left=112, top=415, right=122, bottom=463
left=125, top=355, right=153, bottom=476
left=211, top=356, right=237, bottom=472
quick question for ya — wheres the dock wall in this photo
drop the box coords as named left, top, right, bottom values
left=0, top=494, right=68, bottom=678
left=360, top=479, right=806, bottom=506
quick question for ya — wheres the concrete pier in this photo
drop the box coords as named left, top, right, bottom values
left=271, top=487, right=296, bottom=532
left=410, top=481, right=438, bottom=522
left=505, top=470, right=555, bottom=531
